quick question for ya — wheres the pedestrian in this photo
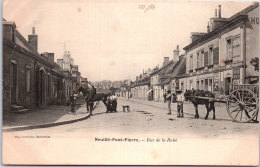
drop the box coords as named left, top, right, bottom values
left=111, top=94, right=118, bottom=112
left=166, top=90, right=172, bottom=115
left=70, top=91, right=77, bottom=115
left=176, top=89, right=184, bottom=118
left=163, top=92, right=167, bottom=103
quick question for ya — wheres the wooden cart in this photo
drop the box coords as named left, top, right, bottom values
left=226, top=84, right=259, bottom=123
left=186, top=84, right=259, bottom=123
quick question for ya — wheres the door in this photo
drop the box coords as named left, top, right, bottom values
left=10, top=62, right=17, bottom=104
left=39, top=70, right=45, bottom=105
left=225, top=77, right=232, bottom=95
left=209, top=79, right=213, bottom=92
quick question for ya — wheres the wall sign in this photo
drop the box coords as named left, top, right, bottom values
left=250, top=17, right=259, bottom=25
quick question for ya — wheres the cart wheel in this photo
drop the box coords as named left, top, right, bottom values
left=226, top=89, right=258, bottom=123
left=251, top=106, right=259, bottom=123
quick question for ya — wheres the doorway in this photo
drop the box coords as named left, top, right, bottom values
left=37, top=69, right=46, bottom=106
left=10, top=62, right=17, bottom=104
left=225, top=77, right=232, bottom=95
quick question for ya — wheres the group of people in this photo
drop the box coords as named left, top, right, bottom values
left=105, top=94, right=118, bottom=113
left=165, top=89, right=185, bottom=118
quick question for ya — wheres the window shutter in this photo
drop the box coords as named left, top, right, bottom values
left=204, top=51, right=208, bottom=67
left=213, top=47, right=219, bottom=64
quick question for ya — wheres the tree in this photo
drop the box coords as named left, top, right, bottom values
left=250, top=57, right=259, bottom=71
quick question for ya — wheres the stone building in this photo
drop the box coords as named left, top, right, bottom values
left=57, top=50, right=81, bottom=99
left=2, top=20, right=65, bottom=117
left=149, top=45, right=185, bottom=102
left=182, top=2, right=259, bottom=95
left=130, top=70, right=151, bottom=100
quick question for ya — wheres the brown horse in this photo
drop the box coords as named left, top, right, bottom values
left=76, top=83, right=109, bottom=114
left=184, top=89, right=216, bottom=120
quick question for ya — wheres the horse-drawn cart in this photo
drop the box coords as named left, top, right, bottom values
left=226, top=84, right=259, bottom=123
left=184, top=84, right=259, bottom=123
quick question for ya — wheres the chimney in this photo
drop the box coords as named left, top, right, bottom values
left=207, top=22, right=210, bottom=33
left=218, top=5, right=221, bottom=18
left=3, top=21, right=16, bottom=42
left=173, top=45, right=180, bottom=62
left=47, top=53, right=54, bottom=64
left=163, top=57, right=169, bottom=65
left=190, top=32, right=206, bottom=43
left=28, top=27, right=38, bottom=52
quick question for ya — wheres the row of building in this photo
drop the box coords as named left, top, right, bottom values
left=3, top=19, right=87, bottom=117
left=119, top=3, right=259, bottom=102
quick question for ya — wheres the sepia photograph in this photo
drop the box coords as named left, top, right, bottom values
left=2, top=0, right=259, bottom=165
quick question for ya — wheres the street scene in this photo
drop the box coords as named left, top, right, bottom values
left=2, top=0, right=259, bottom=166
left=5, top=98, right=258, bottom=138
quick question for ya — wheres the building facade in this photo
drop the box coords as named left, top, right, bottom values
left=2, top=20, right=65, bottom=117
left=130, top=71, right=150, bottom=100
left=183, top=3, right=259, bottom=95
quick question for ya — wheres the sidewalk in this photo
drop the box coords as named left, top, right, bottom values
left=119, top=97, right=231, bottom=121
left=2, top=102, right=96, bottom=132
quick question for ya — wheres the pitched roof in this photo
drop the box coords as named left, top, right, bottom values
left=227, top=2, right=259, bottom=21
left=150, top=60, right=173, bottom=75
left=160, top=56, right=186, bottom=85
left=183, top=2, right=259, bottom=51
left=170, top=56, right=186, bottom=78
left=14, top=29, right=39, bottom=55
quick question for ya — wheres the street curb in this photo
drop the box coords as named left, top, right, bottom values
left=123, top=98, right=232, bottom=122
left=2, top=101, right=100, bottom=132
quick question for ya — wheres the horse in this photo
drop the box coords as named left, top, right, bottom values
left=76, top=83, right=110, bottom=113
left=184, top=89, right=216, bottom=120
left=76, top=82, right=97, bottom=114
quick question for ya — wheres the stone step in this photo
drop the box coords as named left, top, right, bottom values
left=12, top=108, right=30, bottom=114
left=10, top=105, right=23, bottom=110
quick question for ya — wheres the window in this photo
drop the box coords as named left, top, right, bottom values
left=205, top=79, right=208, bottom=91
left=180, top=82, right=184, bottom=91
left=67, top=85, right=69, bottom=97
left=190, top=55, right=193, bottom=70
left=209, top=46, right=213, bottom=65
left=226, top=38, right=232, bottom=60
left=232, top=35, right=241, bottom=62
left=26, top=67, right=30, bottom=92
left=200, top=50, right=204, bottom=67
left=196, top=52, right=200, bottom=68
left=190, top=80, right=193, bottom=89
left=196, top=81, right=200, bottom=90
left=47, top=74, right=51, bottom=97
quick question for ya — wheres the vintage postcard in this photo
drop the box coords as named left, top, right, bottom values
left=2, top=0, right=259, bottom=165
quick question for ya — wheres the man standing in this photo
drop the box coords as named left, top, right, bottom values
left=163, top=92, right=167, bottom=103
left=166, top=90, right=172, bottom=115
left=70, top=91, right=78, bottom=115
left=176, top=89, right=184, bottom=117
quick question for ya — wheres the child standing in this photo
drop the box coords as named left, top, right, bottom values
left=176, top=89, right=184, bottom=118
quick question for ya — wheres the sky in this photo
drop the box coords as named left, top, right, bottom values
left=3, top=0, right=253, bottom=81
